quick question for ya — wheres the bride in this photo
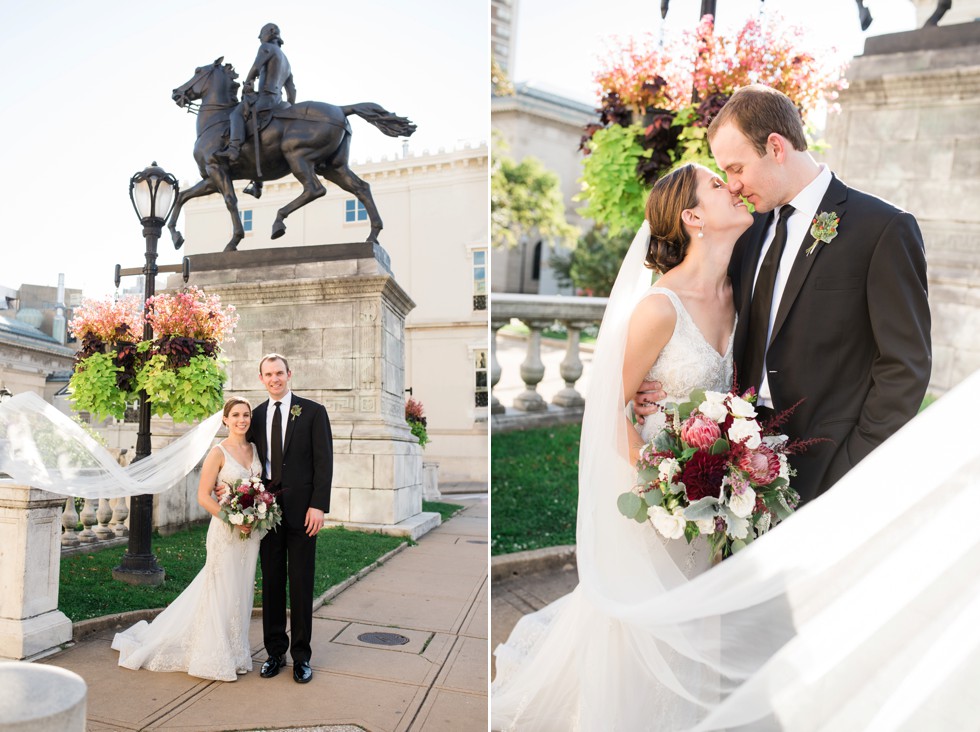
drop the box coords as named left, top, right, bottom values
left=491, top=164, right=980, bottom=730
left=112, top=397, right=264, bottom=681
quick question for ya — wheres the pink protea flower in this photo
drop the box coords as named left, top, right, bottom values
left=680, top=412, right=722, bottom=451
left=737, top=444, right=781, bottom=485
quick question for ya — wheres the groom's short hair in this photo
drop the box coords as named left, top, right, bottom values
left=708, top=84, right=808, bottom=157
left=259, top=353, right=291, bottom=374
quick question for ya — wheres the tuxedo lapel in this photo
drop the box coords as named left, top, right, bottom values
left=769, top=176, right=849, bottom=347
left=253, top=401, right=269, bottom=464
left=283, top=396, right=299, bottom=455
left=732, top=213, right=771, bottom=365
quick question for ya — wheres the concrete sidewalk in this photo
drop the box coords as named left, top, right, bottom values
left=40, top=497, right=489, bottom=732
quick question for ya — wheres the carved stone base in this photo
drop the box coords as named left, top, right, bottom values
left=172, top=243, right=430, bottom=532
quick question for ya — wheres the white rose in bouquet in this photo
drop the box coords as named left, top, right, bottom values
left=728, top=486, right=757, bottom=519
left=658, top=457, right=681, bottom=483
left=696, top=517, right=716, bottom=536
left=727, top=418, right=762, bottom=449
left=728, top=396, right=757, bottom=419
left=648, top=505, right=686, bottom=540
left=699, top=391, right=729, bottom=422
left=229, top=513, right=244, bottom=525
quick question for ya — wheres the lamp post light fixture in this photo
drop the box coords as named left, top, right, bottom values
left=111, top=162, right=180, bottom=587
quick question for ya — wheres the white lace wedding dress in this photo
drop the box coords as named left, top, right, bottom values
left=112, top=444, right=263, bottom=682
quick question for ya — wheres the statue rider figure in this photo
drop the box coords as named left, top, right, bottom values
left=215, top=23, right=296, bottom=167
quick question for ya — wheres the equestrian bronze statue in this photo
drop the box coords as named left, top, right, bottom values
left=169, top=24, right=416, bottom=252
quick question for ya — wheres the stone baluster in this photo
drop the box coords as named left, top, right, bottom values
left=77, top=498, right=98, bottom=543
left=94, top=497, right=114, bottom=540
left=111, top=496, right=130, bottom=537
left=490, top=316, right=507, bottom=415
left=60, top=497, right=80, bottom=548
left=553, top=319, right=589, bottom=408
left=513, top=318, right=551, bottom=412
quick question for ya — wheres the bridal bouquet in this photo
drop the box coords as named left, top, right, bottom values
left=618, top=389, right=802, bottom=559
left=218, top=476, right=282, bottom=540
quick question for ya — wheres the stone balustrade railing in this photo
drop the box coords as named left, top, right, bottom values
left=60, top=496, right=129, bottom=551
left=491, top=294, right=608, bottom=422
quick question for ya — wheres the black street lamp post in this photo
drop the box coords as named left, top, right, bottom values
left=111, top=162, right=182, bottom=586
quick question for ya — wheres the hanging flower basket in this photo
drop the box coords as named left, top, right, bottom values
left=68, top=287, right=238, bottom=423
left=579, top=13, right=848, bottom=234
left=405, top=398, right=430, bottom=449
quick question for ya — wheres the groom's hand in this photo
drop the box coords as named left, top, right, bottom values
left=214, top=483, right=227, bottom=501
left=305, top=507, right=325, bottom=537
left=633, top=380, right=666, bottom=424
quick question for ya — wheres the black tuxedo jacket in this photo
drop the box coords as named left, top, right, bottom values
left=247, top=394, right=333, bottom=528
left=730, top=175, right=931, bottom=503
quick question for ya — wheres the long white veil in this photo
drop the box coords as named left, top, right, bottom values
left=492, top=224, right=980, bottom=730
left=0, top=392, right=222, bottom=498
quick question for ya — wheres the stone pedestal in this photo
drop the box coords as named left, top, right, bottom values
left=423, top=461, right=441, bottom=501
left=172, top=243, right=438, bottom=539
left=820, top=23, right=980, bottom=393
left=0, top=664, right=87, bottom=731
left=0, top=482, right=73, bottom=660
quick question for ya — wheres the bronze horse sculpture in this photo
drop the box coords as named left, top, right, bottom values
left=170, top=58, right=416, bottom=251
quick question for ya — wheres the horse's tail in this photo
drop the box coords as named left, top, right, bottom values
left=342, top=103, right=417, bottom=138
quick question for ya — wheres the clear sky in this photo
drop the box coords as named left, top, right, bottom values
left=512, top=0, right=917, bottom=104
left=1, top=0, right=488, bottom=299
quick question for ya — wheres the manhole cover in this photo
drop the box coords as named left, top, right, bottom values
left=467, top=540, right=488, bottom=544
left=358, top=632, right=410, bottom=646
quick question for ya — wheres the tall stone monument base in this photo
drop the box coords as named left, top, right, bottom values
left=820, top=22, right=980, bottom=393
left=174, top=242, right=439, bottom=540
left=0, top=483, right=73, bottom=660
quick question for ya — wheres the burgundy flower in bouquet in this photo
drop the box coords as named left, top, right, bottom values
left=218, top=475, right=282, bottom=541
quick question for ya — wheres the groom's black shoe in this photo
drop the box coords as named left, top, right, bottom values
left=293, top=660, right=313, bottom=684
left=260, top=655, right=286, bottom=678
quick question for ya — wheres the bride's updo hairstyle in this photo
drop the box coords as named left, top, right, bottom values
left=644, top=163, right=700, bottom=273
left=222, top=397, right=251, bottom=420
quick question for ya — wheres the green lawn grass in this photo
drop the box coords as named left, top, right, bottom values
left=491, top=422, right=581, bottom=556
left=423, top=500, right=465, bottom=522
left=59, top=524, right=405, bottom=623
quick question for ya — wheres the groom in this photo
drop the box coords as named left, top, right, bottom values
left=637, top=84, right=931, bottom=504
left=249, top=353, right=333, bottom=683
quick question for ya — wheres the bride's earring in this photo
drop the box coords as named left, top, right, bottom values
left=698, top=225, right=704, bottom=239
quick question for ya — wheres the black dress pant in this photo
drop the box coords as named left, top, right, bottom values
left=260, top=520, right=317, bottom=663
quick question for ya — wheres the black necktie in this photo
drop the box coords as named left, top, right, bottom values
left=271, top=401, right=283, bottom=484
left=743, top=204, right=795, bottom=394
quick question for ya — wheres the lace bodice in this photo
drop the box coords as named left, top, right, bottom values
left=216, top=443, right=261, bottom=486
left=642, top=286, right=734, bottom=404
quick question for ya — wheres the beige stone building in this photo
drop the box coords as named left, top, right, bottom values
left=0, top=313, right=74, bottom=402
left=178, top=144, right=489, bottom=490
left=491, top=83, right=595, bottom=294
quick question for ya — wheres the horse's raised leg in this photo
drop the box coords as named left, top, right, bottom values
left=272, top=156, right=326, bottom=240
left=318, top=164, right=383, bottom=243
left=168, top=178, right=219, bottom=250
left=204, top=163, right=246, bottom=251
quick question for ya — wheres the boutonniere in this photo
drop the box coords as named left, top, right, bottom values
left=290, top=405, right=302, bottom=421
left=806, top=211, right=840, bottom=256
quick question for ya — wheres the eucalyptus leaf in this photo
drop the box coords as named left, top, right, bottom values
left=710, top=438, right=730, bottom=455
left=688, top=388, right=706, bottom=405
left=684, top=522, right=699, bottom=544
left=731, top=539, right=747, bottom=553
left=617, top=492, right=643, bottom=519
left=643, top=488, right=664, bottom=507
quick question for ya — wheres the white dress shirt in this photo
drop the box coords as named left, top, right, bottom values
left=752, top=165, right=833, bottom=408
left=265, top=390, right=292, bottom=478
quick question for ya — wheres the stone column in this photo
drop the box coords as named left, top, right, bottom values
left=173, top=242, right=439, bottom=540
left=0, top=482, right=74, bottom=660
left=820, top=23, right=980, bottom=393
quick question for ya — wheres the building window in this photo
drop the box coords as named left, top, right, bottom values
left=475, top=349, right=488, bottom=407
left=473, top=249, right=487, bottom=311
left=532, top=240, right=542, bottom=280
left=241, top=209, right=252, bottom=233
left=345, top=199, right=368, bottom=223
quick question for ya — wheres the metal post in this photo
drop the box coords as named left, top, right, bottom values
left=112, top=219, right=165, bottom=586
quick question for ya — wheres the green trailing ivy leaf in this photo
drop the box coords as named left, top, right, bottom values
left=136, top=352, right=227, bottom=424
left=68, top=351, right=131, bottom=421
left=578, top=124, right=652, bottom=236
